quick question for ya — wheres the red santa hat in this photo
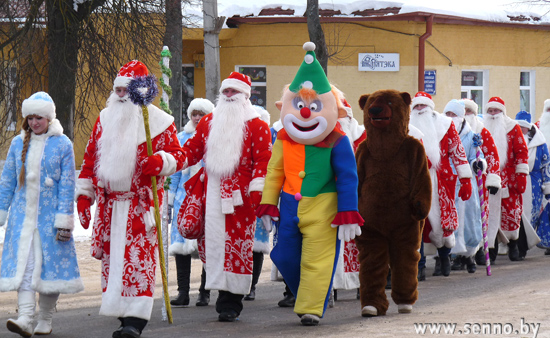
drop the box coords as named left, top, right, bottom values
left=411, top=91, right=435, bottom=110
left=484, top=96, right=506, bottom=114
left=219, top=72, right=252, bottom=98
left=462, top=98, right=478, bottom=114
left=187, top=98, right=214, bottom=120
left=113, top=60, right=149, bottom=90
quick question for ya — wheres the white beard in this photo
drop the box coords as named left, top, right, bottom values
left=96, top=92, right=141, bottom=191
left=410, top=107, right=441, bottom=168
left=539, top=112, right=550, bottom=144
left=205, top=93, right=253, bottom=178
left=452, top=117, right=465, bottom=134
left=464, top=114, right=481, bottom=133
left=483, top=113, right=508, bottom=168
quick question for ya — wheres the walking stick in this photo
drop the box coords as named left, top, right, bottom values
left=472, top=134, right=491, bottom=276
left=127, top=75, right=173, bottom=323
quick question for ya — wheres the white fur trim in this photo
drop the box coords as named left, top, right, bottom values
left=220, top=78, right=251, bottom=98
left=187, top=98, right=214, bottom=120
left=75, top=178, right=95, bottom=203
left=0, top=210, right=7, bottom=226
left=54, top=213, right=74, bottom=231
left=233, top=189, right=243, bottom=207
left=169, top=240, right=198, bottom=256
left=272, top=119, right=283, bottom=132
left=168, top=192, right=176, bottom=206
left=443, top=232, right=456, bottom=248
left=112, top=76, right=132, bottom=90
left=486, top=173, right=502, bottom=189
left=33, top=278, right=84, bottom=294
left=156, top=151, right=177, bottom=176
left=485, top=101, right=506, bottom=115
left=249, top=177, right=265, bottom=192
left=253, top=241, right=271, bottom=254
left=515, top=163, right=529, bottom=174
left=183, top=120, right=196, bottom=134
left=456, top=163, right=473, bottom=179
left=254, top=106, right=271, bottom=125
left=144, top=206, right=156, bottom=232
left=100, top=294, right=155, bottom=321
left=136, top=104, right=174, bottom=145
left=22, top=97, right=56, bottom=120
left=411, top=96, right=434, bottom=110
left=408, top=124, right=424, bottom=140
left=501, top=229, right=519, bottom=241
left=221, top=198, right=234, bottom=214
left=517, top=120, right=531, bottom=129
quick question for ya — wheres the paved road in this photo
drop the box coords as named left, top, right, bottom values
left=1, top=247, right=549, bottom=338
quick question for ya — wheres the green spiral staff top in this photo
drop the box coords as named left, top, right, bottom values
left=159, top=46, right=173, bottom=115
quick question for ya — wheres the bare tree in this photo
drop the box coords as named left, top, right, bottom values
left=306, top=0, right=329, bottom=74
left=164, top=0, right=183, bottom=131
left=1, top=0, right=194, bottom=146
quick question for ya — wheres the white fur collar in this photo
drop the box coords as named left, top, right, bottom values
left=503, top=115, right=519, bottom=134
left=183, top=120, right=196, bottom=134
left=528, top=125, right=545, bottom=149
left=100, top=104, right=174, bottom=146
left=458, top=119, right=472, bottom=137
left=272, top=119, right=283, bottom=132
left=21, top=119, right=63, bottom=139
left=433, top=111, right=452, bottom=142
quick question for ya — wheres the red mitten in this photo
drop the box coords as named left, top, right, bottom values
left=77, top=196, right=92, bottom=230
left=140, top=154, right=163, bottom=176
left=514, top=173, right=527, bottom=194
left=250, top=191, right=262, bottom=211
left=458, top=178, right=472, bottom=201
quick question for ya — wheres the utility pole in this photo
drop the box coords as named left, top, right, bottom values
left=203, top=0, right=225, bottom=103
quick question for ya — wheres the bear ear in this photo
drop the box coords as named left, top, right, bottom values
left=400, top=92, right=412, bottom=106
left=359, top=95, right=370, bottom=110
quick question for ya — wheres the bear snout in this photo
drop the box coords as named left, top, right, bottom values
left=368, top=106, right=383, bottom=116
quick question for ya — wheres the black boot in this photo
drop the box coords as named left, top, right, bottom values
left=278, top=282, right=295, bottom=307
left=120, top=317, right=147, bottom=338
left=489, top=247, right=497, bottom=264
left=545, top=248, right=550, bottom=255
left=466, top=255, right=476, bottom=273
left=333, top=289, right=338, bottom=301
left=417, top=267, right=426, bottom=281
left=196, top=267, right=210, bottom=306
left=171, top=254, right=191, bottom=307
left=508, top=240, right=523, bottom=261
left=475, top=247, right=486, bottom=265
left=385, top=269, right=391, bottom=289
left=451, top=255, right=465, bottom=270
left=245, top=252, right=264, bottom=301
left=440, top=255, right=451, bottom=277
left=432, top=257, right=441, bottom=276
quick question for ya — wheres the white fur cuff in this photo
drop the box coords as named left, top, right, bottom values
left=515, top=163, right=529, bottom=174
left=456, top=163, right=473, bottom=179
left=54, top=213, right=74, bottom=231
left=443, top=233, right=456, bottom=249
left=75, top=178, right=95, bottom=203
left=501, top=229, right=519, bottom=241
left=486, top=173, right=502, bottom=189
left=249, top=177, right=265, bottom=192
left=428, top=231, right=444, bottom=249
left=471, top=158, right=487, bottom=175
left=0, top=210, right=7, bottom=227
left=157, top=151, right=177, bottom=176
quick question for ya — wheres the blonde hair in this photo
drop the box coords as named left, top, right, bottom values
left=18, top=117, right=32, bottom=188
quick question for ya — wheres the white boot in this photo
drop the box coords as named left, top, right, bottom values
left=6, top=291, right=35, bottom=337
left=33, top=293, right=59, bottom=335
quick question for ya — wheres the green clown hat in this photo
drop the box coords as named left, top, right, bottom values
left=289, top=42, right=332, bottom=95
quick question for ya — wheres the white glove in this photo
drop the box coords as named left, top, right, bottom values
left=260, top=214, right=279, bottom=233
left=331, top=223, right=361, bottom=242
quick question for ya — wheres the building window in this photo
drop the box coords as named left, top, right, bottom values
left=181, top=64, right=194, bottom=129
left=1, top=64, right=17, bottom=131
left=236, top=65, right=266, bottom=108
left=520, top=71, right=535, bottom=114
left=460, top=70, right=488, bottom=114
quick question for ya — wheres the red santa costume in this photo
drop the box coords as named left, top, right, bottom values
left=482, top=97, right=529, bottom=240
left=409, top=92, right=472, bottom=250
left=179, top=72, right=271, bottom=319
left=462, top=99, right=502, bottom=248
left=76, top=61, right=185, bottom=328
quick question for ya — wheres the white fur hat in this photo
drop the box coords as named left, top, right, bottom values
left=187, top=98, right=214, bottom=120
left=543, top=99, right=550, bottom=114
left=254, top=105, right=270, bottom=125
left=411, top=91, right=435, bottom=110
left=462, top=99, right=478, bottom=114
left=444, top=99, right=465, bottom=118
left=22, top=91, right=56, bottom=120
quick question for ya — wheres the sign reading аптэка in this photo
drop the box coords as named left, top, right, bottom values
left=358, top=53, right=400, bottom=72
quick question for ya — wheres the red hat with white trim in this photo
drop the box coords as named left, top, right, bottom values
left=484, top=96, right=506, bottom=114
left=220, top=72, right=252, bottom=99
left=113, top=60, right=149, bottom=90
left=411, top=91, right=435, bottom=110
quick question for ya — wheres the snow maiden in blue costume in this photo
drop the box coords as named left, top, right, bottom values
left=257, top=42, right=363, bottom=326
left=0, top=92, right=83, bottom=337
left=168, top=98, right=214, bottom=307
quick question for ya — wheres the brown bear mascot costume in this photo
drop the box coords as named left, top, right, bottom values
left=355, top=90, right=432, bottom=317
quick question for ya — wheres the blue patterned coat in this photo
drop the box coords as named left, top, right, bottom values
left=0, top=120, right=83, bottom=294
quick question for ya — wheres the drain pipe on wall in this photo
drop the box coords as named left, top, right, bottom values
left=418, top=15, right=434, bottom=92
